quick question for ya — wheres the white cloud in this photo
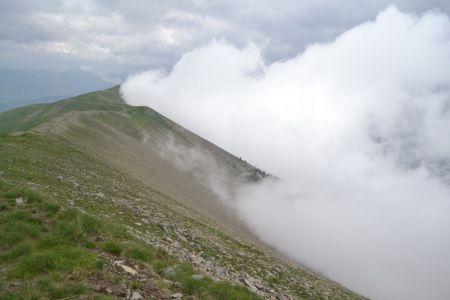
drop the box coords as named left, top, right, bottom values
left=3, top=0, right=450, bottom=76
left=121, top=6, right=450, bottom=299
left=79, top=65, right=92, bottom=71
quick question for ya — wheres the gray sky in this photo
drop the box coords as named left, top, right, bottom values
left=1, top=0, right=450, bottom=80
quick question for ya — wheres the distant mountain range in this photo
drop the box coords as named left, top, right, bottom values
left=0, top=68, right=113, bottom=111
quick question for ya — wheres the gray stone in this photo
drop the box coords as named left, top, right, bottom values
left=15, top=197, right=24, bottom=204
left=131, top=291, right=143, bottom=300
left=243, top=278, right=258, bottom=292
left=276, top=292, right=290, bottom=300
left=163, top=266, right=176, bottom=276
left=94, top=284, right=107, bottom=292
left=114, top=261, right=138, bottom=275
left=214, top=267, right=225, bottom=275
left=114, top=283, right=128, bottom=297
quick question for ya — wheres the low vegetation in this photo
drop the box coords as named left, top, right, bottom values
left=0, top=87, right=364, bottom=299
left=0, top=180, right=261, bottom=299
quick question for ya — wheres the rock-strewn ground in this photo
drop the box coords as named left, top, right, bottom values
left=0, top=133, right=365, bottom=299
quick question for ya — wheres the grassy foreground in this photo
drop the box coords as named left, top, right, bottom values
left=0, top=133, right=260, bottom=299
left=0, top=183, right=260, bottom=299
left=0, top=107, right=364, bottom=299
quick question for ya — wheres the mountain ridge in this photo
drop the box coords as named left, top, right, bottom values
left=0, top=87, right=365, bottom=299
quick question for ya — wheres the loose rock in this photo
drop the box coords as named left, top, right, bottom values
left=115, top=261, right=138, bottom=275
left=131, top=291, right=143, bottom=300
left=163, top=266, right=176, bottom=276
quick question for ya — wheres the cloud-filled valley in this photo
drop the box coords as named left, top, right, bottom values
left=121, top=7, right=450, bottom=299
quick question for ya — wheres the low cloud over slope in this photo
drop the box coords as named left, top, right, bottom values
left=122, top=7, right=450, bottom=299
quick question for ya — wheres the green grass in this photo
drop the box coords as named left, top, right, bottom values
left=78, top=214, right=103, bottom=235
left=0, top=169, right=263, bottom=299
left=210, top=282, right=261, bottom=300
left=170, top=263, right=260, bottom=300
left=125, top=247, right=155, bottom=262
left=102, top=241, right=123, bottom=256
left=0, top=241, right=32, bottom=262
left=37, top=277, right=85, bottom=299
left=0, top=86, right=123, bottom=133
left=0, top=132, right=262, bottom=299
left=10, top=246, right=95, bottom=279
left=0, top=128, right=361, bottom=299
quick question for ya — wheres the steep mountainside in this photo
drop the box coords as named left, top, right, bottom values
left=0, top=87, right=364, bottom=299
left=0, top=86, right=265, bottom=238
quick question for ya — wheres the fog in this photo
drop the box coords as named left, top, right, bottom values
left=121, top=6, right=450, bottom=299
left=154, top=134, right=237, bottom=200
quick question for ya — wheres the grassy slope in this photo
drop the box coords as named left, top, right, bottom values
left=0, top=86, right=124, bottom=133
left=0, top=132, right=362, bottom=300
left=0, top=133, right=260, bottom=300
left=22, top=88, right=268, bottom=237
left=0, top=86, right=267, bottom=241
left=0, top=86, right=266, bottom=181
left=0, top=88, right=365, bottom=299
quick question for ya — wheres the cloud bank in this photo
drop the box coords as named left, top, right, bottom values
left=3, top=0, right=450, bottom=77
left=121, top=7, right=450, bottom=299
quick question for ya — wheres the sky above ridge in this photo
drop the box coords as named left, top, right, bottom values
left=1, top=0, right=450, bottom=79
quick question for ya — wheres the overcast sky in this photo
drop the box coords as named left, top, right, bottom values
left=1, top=0, right=450, bottom=80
